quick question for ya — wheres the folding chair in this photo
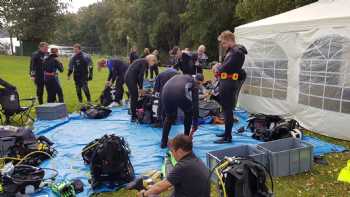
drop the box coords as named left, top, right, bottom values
left=0, top=88, right=36, bottom=125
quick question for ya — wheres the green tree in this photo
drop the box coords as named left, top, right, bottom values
left=236, top=0, right=317, bottom=22
left=0, top=0, right=66, bottom=42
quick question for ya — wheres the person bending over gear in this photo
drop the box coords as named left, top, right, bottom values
left=125, top=55, right=157, bottom=122
left=193, top=45, right=208, bottom=74
left=153, top=67, right=179, bottom=126
left=160, top=74, right=204, bottom=148
left=213, top=31, right=247, bottom=144
left=138, top=134, right=210, bottom=197
left=43, top=48, right=64, bottom=103
left=172, top=47, right=196, bottom=75
left=141, top=48, right=151, bottom=79
left=29, top=42, right=49, bottom=104
left=129, top=47, right=139, bottom=65
left=98, top=58, right=129, bottom=102
left=68, top=43, right=93, bottom=103
left=150, top=49, right=160, bottom=79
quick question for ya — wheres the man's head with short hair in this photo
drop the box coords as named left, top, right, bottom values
left=97, top=59, right=107, bottom=71
left=218, top=30, right=236, bottom=50
left=169, top=134, right=193, bottom=161
left=73, top=43, right=81, bottom=54
left=39, top=42, right=49, bottom=53
left=50, top=48, right=59, bottom=55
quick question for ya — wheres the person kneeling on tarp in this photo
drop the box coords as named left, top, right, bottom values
left=160, top=74, right=203, bottom=149
left=125, top=54, right=157, bottom=122
left=138, top=134, right=210, bottom=197
left=97, top=58, right=129, bottom=104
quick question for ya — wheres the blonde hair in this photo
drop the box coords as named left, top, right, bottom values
left=218, top=30, right=235, bottom=43
left=198, top=45, right=206, bottom=52
left=146, top=54, right=158, bottom=64
left=97, top=59, right=107, bottom=71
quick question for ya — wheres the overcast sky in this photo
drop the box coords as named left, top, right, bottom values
left=63, top=0, right=100, bottom=13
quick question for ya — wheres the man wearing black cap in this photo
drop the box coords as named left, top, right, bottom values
left=160, top=74, right=204, bottom=148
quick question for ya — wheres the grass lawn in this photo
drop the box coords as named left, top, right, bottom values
left=1, top=55, right=350, bottom=196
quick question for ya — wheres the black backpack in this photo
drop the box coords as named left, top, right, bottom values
left=80, top=104, right=112, bottom=119
left=221, top=159, right=273, bottom=197
left=136, top=94, right=156, bottom=124
left=0, top=126, right=55, bottom=166
left=81, top=134, right=135, bottom=189
left=100, top=86, right=122, bottom=107
left=248, top=114, right=302, bottom=141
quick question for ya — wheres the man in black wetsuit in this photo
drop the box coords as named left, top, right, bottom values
left=125, top=54, right=157, bottom=122
left=213, top=30, right=247, bottom=144
left=29, top=42, right=49, bottom=104
left=153, top=67, right=179, bottom=126
left=160, top=74, right=204, bottom=148
left=68, top=44, right=93, bottom=103
left=98, top=58, right=129, bottom=102
left=172, top=47, right=196, bottom=75
left=43, top=48, right=64, bottom=103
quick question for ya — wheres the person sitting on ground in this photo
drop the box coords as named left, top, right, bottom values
left=43, top=48, right=64, bottom=103
left=138, top=134, right=210, bottom=197
left=125, top=54, right=157, bottom=122
left=97, top=58, right=129, bottom=103
left=160, top=74, right=204, bottom=148
left=172, top=47, right=196, bottom=75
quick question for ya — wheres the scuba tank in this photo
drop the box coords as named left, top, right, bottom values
left=50, top=179, right=84, bottom=197
left=161, top=151, right=177, bottom=178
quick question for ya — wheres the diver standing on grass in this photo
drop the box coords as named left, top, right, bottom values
left=213, top=30, right=247, bottom=144
left=160, top=74, right=204, bottom=148
left=43, top=48, right=64, bottom=103
left=29, top=42, right=49, bottom=104
left=97, top=58, right=129, bottom=103
left=125, top=55, right=157, bottom=122
left=68, top=44, right=93, bottom=103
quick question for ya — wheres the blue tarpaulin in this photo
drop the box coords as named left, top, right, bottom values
left=32, top=107, right=346, bottom=196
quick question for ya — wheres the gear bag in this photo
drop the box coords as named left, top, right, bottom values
left=0, top=126, right=55, bottom=167
left=100, top=86, right=122, bottom=107
left=80, top=104, right=112, bottom=119
left=81, top=134, right=135, bottom=189
left=198, top=100, right=221, bottom=118
left=136, top=94, right=156, bottom=124
left=248, top=114, right=302, bottom=141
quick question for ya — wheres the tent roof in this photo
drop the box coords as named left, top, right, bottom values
left=235, top=0, right=350, bottom=35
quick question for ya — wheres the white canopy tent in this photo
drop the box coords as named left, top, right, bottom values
left=235, top=0, right=350, bottom=140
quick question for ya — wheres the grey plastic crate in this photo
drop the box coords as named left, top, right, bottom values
left=207, top=145, right=268, bottom=173
left=36, top=103, right=68, bottom=120
left=257, top=138, right=313, bottom=177
left=0, top=137, right=16, bottom=157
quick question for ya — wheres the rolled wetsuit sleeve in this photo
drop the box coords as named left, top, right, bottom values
left=192, top=84, right=199, bottom=126
left=67, top=56, right=74, bottom=77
